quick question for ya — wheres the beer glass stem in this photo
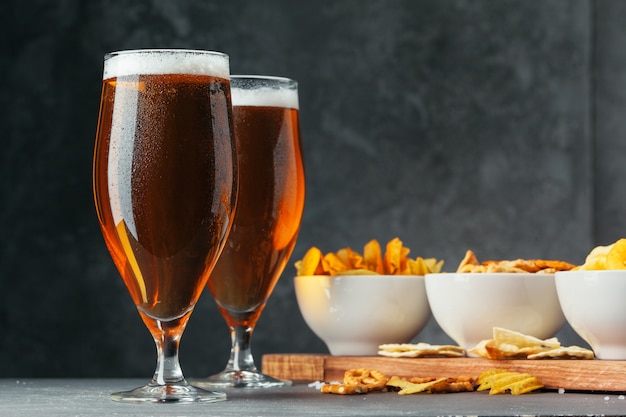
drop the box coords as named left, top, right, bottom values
left=152, top=330, right=185, bottom=384
left=227, top=325, right=257, bottom=372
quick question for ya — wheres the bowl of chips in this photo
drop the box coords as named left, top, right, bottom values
left=293, top=238, right=442, bottom=356
left=425, top=250, right=571, bottom=351
left=555, top=239, right=626, bottom=359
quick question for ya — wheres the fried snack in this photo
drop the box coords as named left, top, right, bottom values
left=469, top=327, right=559, bottom=359
left=363, top=239, right=384, bottom=274
left=343, top=368, right=388, bottom=390
left=320, top=368, right=388, bottom=395
left=571, top=238, right=626, bottom=270
left=295, top=238, right=443, bottom=276
left=492, top=327, right=560, bottom=349
left=386, top=375, right=448, bottom=395
left=604, top=239, right=626, bottom=270
left=378, top=342, right=465, bottom=358
left=456, top=250, right=575, bottom=274
left=320, top=383, right=369, bottom=395
left=527, top=345, right=594, bottom=360
left=469, top=327, right=594, bottom=360
left=576, top=243, right=614, bottom=270
left=408, top=376, right=475, bottom=393
left=476, top=369, right=543, bottom=395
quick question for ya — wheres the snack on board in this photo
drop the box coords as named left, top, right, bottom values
left=456, top=250, right=575, bottom=274
left=378, top=342, right=465, bottom=358
left=469, top=327, right=594, bottom=360
left=320, top=368, right=389, bottom=395
left=386, top=375, right=474, bottom=394
left=576, top=238, right=626, bottom=270
left=476, top=369, right=544, bottom=395
left=320, top=366, right=540, bottom=396
left=295, top=238, right=443, bottom=276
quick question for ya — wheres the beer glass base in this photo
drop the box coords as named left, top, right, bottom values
left=110, top=381, right=227, bottom=403
left=193, top=370, right=292, bottom=389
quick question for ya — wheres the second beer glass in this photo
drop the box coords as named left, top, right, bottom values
left=197, top=76, right=305, bottom=388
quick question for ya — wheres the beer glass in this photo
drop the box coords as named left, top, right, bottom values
left=93, top=49, right=238, bottom=402
left=196, top=76, right=305, bottom=388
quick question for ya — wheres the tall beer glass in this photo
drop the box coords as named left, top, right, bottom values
left=196, top=76, right=305, bottom=388
left=93, top=49, right=238, bottom=402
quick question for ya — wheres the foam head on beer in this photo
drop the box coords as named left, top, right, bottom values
left=231, top=76, right=299, bottom=110
left=103, top=49, right=230, bottom=80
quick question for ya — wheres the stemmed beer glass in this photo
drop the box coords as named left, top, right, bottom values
left=93, top=49, right=238, bottom=402
left=195, top=76, right=305, bottom=388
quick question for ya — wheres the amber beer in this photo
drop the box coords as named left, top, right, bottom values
left=208, top=77, right=305, bottom=327
left=93, top=51, right=238, bottom=324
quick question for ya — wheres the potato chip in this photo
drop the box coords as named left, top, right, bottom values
left=527, top=345, right=594, bottom=360
left=574, top=239, right=626, bottom=270
left=363, top=239, right=384, bottom=274
left=606, top=238, right=626, bottom=270
left=409, top=376, right=474, bottom=393
left=386, top=375, right=447, bottom=395
left=295, top=247, right=323, bottom=276
left=456, top=250, right=574, bottom=273
left=384, top=238, right=408, bottom=274
left=295, top=238, right=442, bottom=276
left=577, top=243, right=613, bottom=270
left=321, top=253, right=350, bottom=275
left=475, top=368, right=509, bottom=389
left=492, top=327, right=560, bottom=350
left=476, top=369, right=543, bottom=395
left=469, top=327, right=593, bottom=360
left=378, top=342, right=465, bottom=358
left=336, top=247, right=364, bottom=271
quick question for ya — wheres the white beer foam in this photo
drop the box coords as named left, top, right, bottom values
left=232, top=87, right=299, bottom=110
left=103, top=49, right=229, bottom=80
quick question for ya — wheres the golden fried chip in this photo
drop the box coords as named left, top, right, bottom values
left=295, top=239, right=442, bottom=276
left=457, top=250, right=479, bottom=272
left=378, top=342, right=465, bottom=358
left=386, top=375, right=447, bottom=395
left=410, top=376, right=474, bottom=393
left=489, top=373, right=543, bottom=395
left=492, top=327, right=560, bottom=350
left=295, top=247, right=323, bottom=276
left=384, top=238, right=408, bottom=275
left=470, top=328, right=561, bottom=359
left=321, top=252, right=350, bottom=275
left=534, top=259, right=576, bottom=271
left=476, top=368, right=510, bottom=389
left=477, top=370, right=543, bottom=395
left=606, top=238, right=626, bottom=270
left=578, top=243, right=613, bottom=270
left=363, top=239, right=384, bottom=274
left=407, top=257, right=429, bottom=276
left=336, top=247, right=364, bottom=270
left=527, top=345, right=594, bottom=360
left=424, top=258, right=444, bottom=273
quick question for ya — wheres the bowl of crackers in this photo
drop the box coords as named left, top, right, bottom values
left=425, top=250, right=573, bottom=352
left=555, top=238, right=626, bottom=359
left=293, top=238, right=442, bottom=356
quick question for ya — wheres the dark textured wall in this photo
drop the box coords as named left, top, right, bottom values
left=2, top=0, right=623, bottom=378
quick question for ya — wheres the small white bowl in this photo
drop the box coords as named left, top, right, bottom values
left=556, top=270, right=626, bottom=360
left=425, top=273, right=565, bottom=350
left=294, top=275, right=431, bottom=356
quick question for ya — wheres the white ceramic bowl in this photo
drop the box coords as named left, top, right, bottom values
left=425, top=273, right=565, bottom=350
left=294, top=275, right=431, bottom=356
left=556, top=270, right=626, bottom=359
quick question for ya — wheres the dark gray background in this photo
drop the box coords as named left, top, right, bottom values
left=2, top=0, right=625, bottom=378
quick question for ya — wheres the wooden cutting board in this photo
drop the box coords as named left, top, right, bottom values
left=262, top=354, right=626, bottom=392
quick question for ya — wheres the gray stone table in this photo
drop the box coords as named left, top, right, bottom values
left=2, top=379, right=626, bottom=416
